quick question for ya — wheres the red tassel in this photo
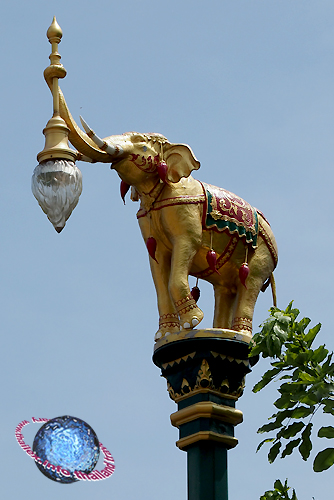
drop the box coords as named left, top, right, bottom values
left=146, top=237, right=158, bottom=263
left=191, top=286, right=200, bottom=302
left=120, top=180, right=130, bottom=204
left=239, top=263, right=249, bottom=288
left=206, top=249, right=220, bottom=275
left=157, top=161, right=168, bottom=183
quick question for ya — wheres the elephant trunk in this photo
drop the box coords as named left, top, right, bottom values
left=44, top=70, right=122, bottom=163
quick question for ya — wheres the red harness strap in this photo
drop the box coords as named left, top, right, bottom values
left=137, top=194, right=206, bottom=219
left=191, top=235, right=239, bottom=279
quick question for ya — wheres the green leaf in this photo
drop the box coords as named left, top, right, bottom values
left=273, top=311, right=291, bottom=323
left=252, top=367, right=282, bottom=393
left=281, top=438, right=301, bottom=458
left=295, top=317, right=311, bottom=335
left=304, top=323, right=321, bottom=347
left=273, top=323, right=288, bottom=340
left=323, top=399, right=334, bottom=415
left=297, top=372, right=316, bottom=384
left=281, top=422, right=304, bottom=439
left=252, top=379, right=269, bottom=393
left=261, top=478, right=298, bottom=499
left=312, top=345, right=329, bottom=364
left=299, top=391, right=320, bottom=405
left=260, top=493, right=276, bottom=500
left=284, top=301, right=299, bottom=318
left=312, top=382, right=333, bottom=400
left=248, top=342, right=264, bottom=358
left=285, top=352, right=298, bottom=365
left=268, top=441, right=282, bottom=463
left=313, top=448, right=334, bottom=472
left=256, top=437, right=276, bottom=452
left=275, top=409, right=293, bottom=425
left=318, top=426, right=334, bottom=438
left=295, top=352, right=310, bottom=365
left=258, top=421, right=283, bottom=434
left=273, top=479, right=284, bottom=492
left=298, top=423, right=313, bottom=461
left=284, top=301, right=294, bottom=313
left=266, top=334, right=282, bottom=358
left=291, top=406, right=314, bottom=418
left=279, top=382, right=302, bottom=394
left=321, top=353, right=333, bottom=373
left=274, top=394, right=296, bottom=410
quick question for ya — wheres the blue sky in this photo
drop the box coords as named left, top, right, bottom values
left=1, top=1, right=334, bottom=498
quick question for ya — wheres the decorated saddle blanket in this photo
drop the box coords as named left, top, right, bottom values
left=201, top=182, right=258, bottom=248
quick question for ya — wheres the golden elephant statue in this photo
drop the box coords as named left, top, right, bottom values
left=48, top=87, right=278, bottom=342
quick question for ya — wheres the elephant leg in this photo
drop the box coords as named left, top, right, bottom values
left=149, top=251, right=181, bottom=341
left=213, top=285, right=236, bottom=329
left=138, top=217, right=180, bottom=341
left=169, top=240, right=204, bottom=330
left=231, top=278, right=264, bottom=338
left=232, top=241, right=275, bottom=338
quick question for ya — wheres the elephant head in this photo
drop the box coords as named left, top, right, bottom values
left=79, top=119, right=201, bottom=195
left=78, top=120, right=201, bottom=196
left=48, top=78, right=201, bottom=192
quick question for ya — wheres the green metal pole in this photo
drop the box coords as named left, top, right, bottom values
left=187, top=441, right=228, bottom=500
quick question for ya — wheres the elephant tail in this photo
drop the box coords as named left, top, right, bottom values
left=270, top=273, right=277, bottom=307
left=261, top=273, right=277, bottom=307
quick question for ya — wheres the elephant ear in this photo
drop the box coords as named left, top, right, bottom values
left=163, top=143, right=200, bottom=183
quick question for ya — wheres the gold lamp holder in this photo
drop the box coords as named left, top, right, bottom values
left=37, top=17, right=76, bottom=163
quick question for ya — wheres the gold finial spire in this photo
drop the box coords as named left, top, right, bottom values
left=37, top=18, right=76, bottom=163
left=46, top=17, right=63, bottom=71
left=47, top=16, right=62, bottom=43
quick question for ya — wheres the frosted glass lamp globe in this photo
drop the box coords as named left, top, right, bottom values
left=32, top=159, right=82, bottom=232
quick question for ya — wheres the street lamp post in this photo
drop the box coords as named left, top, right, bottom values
left=32, top=18, right=273, bottom=500
left=32, top=17, right=82, bottom=233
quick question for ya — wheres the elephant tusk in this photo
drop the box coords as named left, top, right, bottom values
left=75, top=151, right=97, bottom=163
left=80, top=116, right=124, bottom=158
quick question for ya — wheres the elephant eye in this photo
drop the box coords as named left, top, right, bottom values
left=143, top=146, right=147, bottom=152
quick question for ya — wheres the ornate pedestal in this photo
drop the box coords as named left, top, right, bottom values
left=153, top=329, right=258, bottom=500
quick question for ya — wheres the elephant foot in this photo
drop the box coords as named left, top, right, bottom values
left=155, top=313, right=180, bottom=341
left=231, top=317, right=253, bottom=338
left=175, top=294, right=204, bottom=330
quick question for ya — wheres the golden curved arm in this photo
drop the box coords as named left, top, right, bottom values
left=42, top=20, right=111, bottom=163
